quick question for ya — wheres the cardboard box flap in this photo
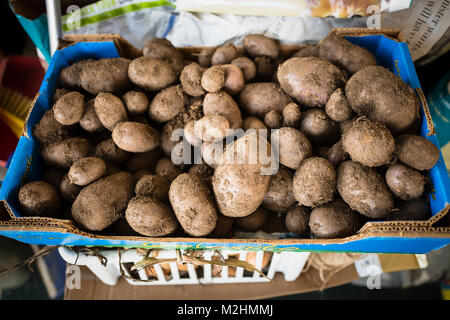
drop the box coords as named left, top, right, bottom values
left=329, top=27, right=405, bottom=42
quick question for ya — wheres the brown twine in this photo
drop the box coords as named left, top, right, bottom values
left=0, top=246, right=58, bottom=276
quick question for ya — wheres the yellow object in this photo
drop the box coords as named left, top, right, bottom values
left=0, top=86, right=32, bottom=139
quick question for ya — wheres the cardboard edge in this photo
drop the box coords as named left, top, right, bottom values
left=22, top=92, right=40, bottom=139
left=1, top=200, right=16, bottom=220
left=416, top=87, right=436, bottom=136
left=329, top=27, right=404, bottom=42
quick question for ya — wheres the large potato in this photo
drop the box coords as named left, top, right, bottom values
left=53, top=92, right=85, bottom=125
left=243, top=34, right=279, bottom=59
left=59, top=60, right=91, bottom=89
left=385, top=164, right=426, bottom=200
left=394, top=134, right=440, bottom=171
left=18, top=181, right=61, bottom=217
left=148, top=85, right=186, bottom=123
left=112, top=122, right=160, bottom=153
left=169, top=173, right=218, bottom=237
left=128, top=56, right=177, bottom=91
left=142, top=38, right=184, bottom=75
left=203, top=91, right=242, bottom=129
left=272, top=127, right=312, bottom=170
left=180, top=62, right=206, bottom=97
left=68, top=157, right=106, bottom=186
left=94, top=93, right=128, bottom=131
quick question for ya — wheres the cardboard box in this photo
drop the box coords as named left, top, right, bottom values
left=0, top=29, right=449, bottom=253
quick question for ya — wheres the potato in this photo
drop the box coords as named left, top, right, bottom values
left=292, top=46, right=318, bottom=58
left=282, top=102, right=302, bottom=128
left=135, top=174, right=170, bottom=202
left=18, top=181, right=61, bottom=217
left=272, top=127, right=312, bottom=170
left=155, top=158, right=183, bottom=182
left=300, top=108, right=339, bottom=146
left=262, top=166, right=296, bottom=212
left=128, top=56, right=176, bottom=91
left=71, top=171, right=135, bottom=231
left=194, top=115, right=230, bottom=142
left=318, top=33, right=377, bottom=74
left=133, top=170, right=151, bottom=181
left=242, top=116, right=267, bottom=131
left=94, top=93, right=128, bottom=131
left=293, top=157, right=336, bottom=207
left=125, top=196, right=178, bottom=237
left=264, top=110, right=283, bottom=129
left=325, top=88, right=352, bottom=123
left=180, top=63, right=206, bottom=97
left=183, top=120, right=202, bottom=147
left=79, top=99, right=104, bottom=133
left=95, top=138, right=130, bottom=165
left=79, top=58, right=130, bottom=95
left=210, top=214, right=234, bottom=238
left=124, top=148, right=161, bottom=173
left=326, top=140, right=348, bottom=168
left=345, top=66, right=420, bottom=134
left=122, top=91, right=149, bottom=115
left=341, top=119, right=395, bottom=167
left=231, top=57, right=256, bottom=82
left=60, top=173, right=83, bottom=202
left=222, top=64, right=245, bottom=95
left=309, top=200, right=364, bottom=239
left=203, top=91, right=242, bottom=129
left=254, top=56, right=273, bottom=81
left=201, top=141, right=225, bottom=168
left=169, top=173, right=218, bottom=237
left=198, top=47, right=216, bottom=68
left=201, top=65, right=225, bottom=93
left=243, top=34, right=279, bottom=59
left=148, top=85, right=186, bottom=122
left=337, top=160, right=394, bottom=218
left=41, top=137, right=92, bottom=169
left=33, top=109, right=69, bottom=144
left=386, top=199, right=430, bottom=221
left=235, top=207, right=268, bottom=231
left=285, top=205, right=310, bottom=234
left=59, top=60, right=91, bottom=89
left=339, top=117, right=358, bottom=135
left=238, top=82, right=292, bottom=118
left=188, top=163, right=214, bottom=180
left=277, top=57, right=346, bottom=107
left=68, top=157, right=106, bottom=186
left=112, top=122, right=160, bottom=153
left=394, top=135, right=440, bottom=171
left=142, top=38, right=184, bottom=75
left=385, top=164, right=426, bottom=200
left=211, top=43, right=237, bottom=65
left=53, top=91, right=85, bottom=125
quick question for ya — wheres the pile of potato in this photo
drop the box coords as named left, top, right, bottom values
left=19, top=32, right=440, bottom=240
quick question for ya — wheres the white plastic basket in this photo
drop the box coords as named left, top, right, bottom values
left=58, top=246, right=310, bottom=286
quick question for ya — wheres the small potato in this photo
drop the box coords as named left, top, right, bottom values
left=325, top=88, right=352, bottom=123
left=33, top=109, right=69, bottom=144
left=231, top=57, right=256, bottom=82
left=148, top=85, right=186, bottom=122
left=143, top=38, right=184, bottom=75
left=300, top=108, right=339, bottom=146
left=53, top=88, right=72, bottom=103
left=201, top=141, right=225, bottom=168
left=326, top=140, right=348, bottom=168
left=126, top=196, right=178, bottom=237
left=242, top=116, right=267, bottom=131
left=385, top=164, right=426, bottom=200
left=394, top=135, right=440, bottom=171
left=262, top=166, right=296, bottom=212
left=203, top=91, right=242, bottom=129
left=180, top=63, right=206, bottom=97
left=341, top=119, right=395, bottom=167
left=264, top=110, right=283, bottom=129
left=95, top=138, right=130, bottom=165
left=285, top=205, right=310, bottom=234
left=198, top=47, right=216, bottom=68
left=184, top=120, right=202, bottom=147
left=337, top=160, right=394, bottom=218
left=254, top=56, right=273, bottom=81
left=79, top=58, right=130, bottom=95
left=18, top=181, right=61, bottom=217
left=123, top=91, right=149, bottom=115
left=94, top=93, right=128, bottom=131
left=68, top=157, right=106, bottom=186
left=128, top=56, right=177, bottom=91
left=235, top=207, right=267, bottom=231
left=169, top=173, right=218, bottom=237
left=188, top=163, right=214, bottom=180
left=309, top=200, right=364, bottom=239
left=112, top=122, right=160, bottom=153
left=210, top=214, right=234, bottom=238
left=243, top=34, right=279, bottom=59
left=80, top=99, right=104, bottom=133
left=135, top=174, right=170, bottom=202
left=125, top=148, right=161, bottom=173
left=194, top=115, right=230, bottom=142
left=222, top=64, right=245, bottom=95
left=386, top=199, right=430, bottom=221
left=53, top=91, right=85, bottom=125
left=133, top=169, right=151, bottom=180
left=41, top=137, right=92, bottom=169
left=201, top=65, right=225, bottom=93
left=59, top=60, right=91, bottom=89
left=155, top=158, right=183, bottom=182
left=211, top=43, right=237, bottom=65
left=339, top=117, right=358, bottom=135
left=60, top=173, right=83, bottom=202
left=282, top=103, right=302, bottom=128
left=292, top=46, right=318, bottom=58
left=272, top=127, right=312, bottom=170
left=293, top=157, right=336, bottom=207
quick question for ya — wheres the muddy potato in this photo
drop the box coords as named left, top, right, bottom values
left=198, top=47, right=216, bottom=68
left=235, top=207, right=268, bottom=231
left=79, top=99, right=104, bottom=133
left=386, top=199, right=430, bottom=221
left=122, top=91, right=149, bottom=115
left=53, top=91, right=85, bottom=125
left=238, top=82, right=292, bottom=118
left=53, top=88, right=72, bottom=103
left=125, top=196, right=178, bottom=237
left=95, top=138, right=130, bottom=165
left=188, top=163, right=214, bottom=180
left=285, top=205, right=310, bottom=234
left=327, top=140, right=348, bottom=168
left=169, top=173, right=218, bottom=237
left=59, top=60, right=91, bottom=89
left=184, top=120, right=202, bottom=147
left=211, top=43, right=237, bottom=65
left=125, top=148, right=161, bottom=173
left=394, top=134, right=440, bottom=171
left=112, top=122, right=160, bottom=153
left=264, top=110, right=283, bottom=129
left=222, top=64, right=245, bottom=95
left=135, top=174, right=170, bottom=202
left=201, top=141, right=225, bottom=168
left=243, top=34, right=279, bottom=59
left=18, top=181, right=61, bottom=217
left=272, top=127, right=312, bottom=170
left=309, top=200, right=364, bottom=239
left=300, top=108, right=339, bottom=146
left=231, top=57, right=256, bottom=82
left=148, top=85, right=186, bottom=123
left=339, top=117, right=358, bottom=135
left=180, top=63, right=206, bottom=97
left=318, top=33, right=377, bottom=74
left=210, top=214, right=234, bottom=238
left=325, top=88, right=352, bottom=123
left=203, top=91, right=242, bottom=129
left=385, top=164, right=426, bottom=200
left=68, top=157, right=106, bottom=186
left=282, top=102, right=302, bottom=128
left=33, top=109, right=70, bottom=144
left=293, top=157, right=336, bottom=207
left=201, top=65, right=225, bottom=93
left=79, top=58, right=130, bottom=95
left=194, top=115, right=230, bottom=142
left=60, top=173, right=83, bottom=202
left=94, top=93, right=128, bottom=131
left=277, top=57, right=346, bottom=107
left=345, top=66, right=420, bottom=134
left=262, top=166, right=296, bottom=212
left=292, top=46, right=318, bottom=58
left=254, top=56, right=273, bottom=81
left=128, top=56, right=177, bottom=91
left=155, top=158, right=183, bottom=182
left=242, top=116, right=267, bottom=131
left=341, top=119, right=395, bottom=167
left=41, top=137, right=92, bottom=169
left=143, top=38, right=184, bottom=75
left=337, top=160, right=394, bottom=218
